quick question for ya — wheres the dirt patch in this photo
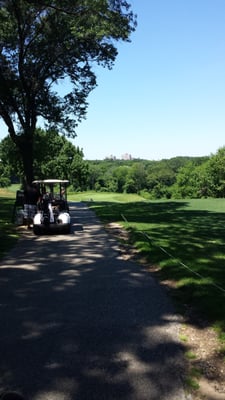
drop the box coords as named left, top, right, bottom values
left=106, top=222, right=225, bottom=400
left=180, top=312, right=225, bottom=400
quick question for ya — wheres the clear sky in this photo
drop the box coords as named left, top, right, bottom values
left=1, top=0, right=225, bottom=160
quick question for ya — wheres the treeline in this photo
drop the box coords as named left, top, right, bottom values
left=86, top=156, right=209, bottom=198
left=87, top=148, right=225, bottom=199
left=1, top=128, right=225, bottom=199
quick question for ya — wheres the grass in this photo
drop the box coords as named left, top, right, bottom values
left=68, top=190, right=143, bottom=203
left=0, top=184, right=21, bottom=196
left=179, top=334, right=188, bottom=343
left=185, top=351, right=197, bottom=360
left=0, top=187, right=19, bottom=259
left=71, top=193, right=225, bottom=337
left=185, top=375, right=200, bottom=391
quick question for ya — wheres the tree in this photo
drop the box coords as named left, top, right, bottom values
left=172, top=160, right=212, bottom=199
left=0, top=128, right=88, bottom=182
left=208, top=147, right=225, bottom=197
left=146, top=161, right=176, bottom=196
left=0, top=134, right=23, bottom=180
left=34, top=129, right=76, bottom=179
left=113, top=165, right=129, bottom=192
left=0, top=1, right=136, bottom=184
left=125, top=162, right=147, bottom=193
left=70, top=152, right=89, bottom=191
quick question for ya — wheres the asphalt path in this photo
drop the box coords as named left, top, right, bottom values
left=0, top=202, right=189, bottom=400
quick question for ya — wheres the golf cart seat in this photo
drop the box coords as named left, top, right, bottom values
left=51, top=198, right=68, bottom=211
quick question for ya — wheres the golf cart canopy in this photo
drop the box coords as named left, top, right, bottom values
left=32, top=179, right=69, bottom=202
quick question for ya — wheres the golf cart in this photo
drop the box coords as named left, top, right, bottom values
left=32, top=179, right=71, bottom=235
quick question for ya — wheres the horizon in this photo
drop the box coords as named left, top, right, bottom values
left=84, top=152, right=213, bottom=162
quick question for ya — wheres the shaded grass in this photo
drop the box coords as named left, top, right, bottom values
left=86, top=196, right=225, bottom=335
left=0, top=191, right=19, bottom=259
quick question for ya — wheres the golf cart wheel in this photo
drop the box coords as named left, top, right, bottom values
left=33, top=225, right=41, bottom=235
left=64, top=224, right=71, bottom=234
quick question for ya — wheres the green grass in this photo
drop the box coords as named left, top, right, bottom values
left=185, top=376, right=200, bottom=391
left=78, top=194, right=225, bottom=336
left=0, top=187, right=19, bottom=259
left=68, top=190, right=143, bottom=203
left=185, top=351, right=197, bottom=360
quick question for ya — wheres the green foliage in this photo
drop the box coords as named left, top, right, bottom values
left=0, top=176, right=11, bottom=187
left=127, top=162, right=147, bottom=193
left=171, top=148, right=225, bottom=199
left=185, top=351, right=197, bottom=360
left=185, top=376, right=200, bottom=390
left=83, top=150, right=225, bottom=200
left=70, top=153, right=90, bottom=191
left=86, top=156, right=209, bottom=198
left=208, top=147, right=225, bottom=197
left=124, top=177, right=136, bottom=193
left=0, top=135, right=23, bottom=179
left=146, top=160, right=176, bottom=190
left=0, top=129, right=89, bottom=187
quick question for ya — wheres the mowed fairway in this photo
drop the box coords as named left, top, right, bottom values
left=70, top=193, right=225, bottom=337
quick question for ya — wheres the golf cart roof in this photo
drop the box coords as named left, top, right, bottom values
left=32, top=179, right=69, bottom=184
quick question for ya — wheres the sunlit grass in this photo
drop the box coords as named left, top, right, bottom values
left=0, top=187, right=18, bottom=198
left=68, top=190, right=144, bottom=203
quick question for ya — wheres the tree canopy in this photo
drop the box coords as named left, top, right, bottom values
left=0, top=0, right=136, bottom=183
left=0, top=128, right=89, bottom=188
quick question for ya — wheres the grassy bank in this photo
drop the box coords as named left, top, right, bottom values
left=0, top=187, right=19, bottom=259
left=71, top=193, right=225, bottom=337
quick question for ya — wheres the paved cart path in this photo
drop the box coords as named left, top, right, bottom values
left=0, top=202, right=189, bottom=400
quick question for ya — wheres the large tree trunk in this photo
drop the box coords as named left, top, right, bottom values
left=17, top=134, right=34, bottom=185
left=5, top=109, right=36, bottom=185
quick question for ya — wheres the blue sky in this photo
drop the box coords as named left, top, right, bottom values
left=1, top=0, right=225, bottom=160
left=74, top=0, right=225, bottom=160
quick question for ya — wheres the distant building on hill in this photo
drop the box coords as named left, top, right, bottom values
left=121, top=153, right=132, bottom=160
left=105, top=154, right=117, bottom=160
left=104, top=153, right=133, bottom=161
